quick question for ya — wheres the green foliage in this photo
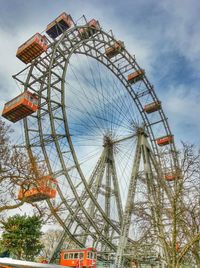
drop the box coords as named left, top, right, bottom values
left=0, top=214, right=44, bottom=260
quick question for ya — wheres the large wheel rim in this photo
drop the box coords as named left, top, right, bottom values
left=13, top=21, right=178, bottom=252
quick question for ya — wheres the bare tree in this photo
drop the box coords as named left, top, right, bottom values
left=39, top=229, right=63, bottom=260
left=152, top=143, right=200, bottom=268
left=175, top=143, right=200, bottom=267
left=125, top=143, right=200, bottom=268
left=0, top=119, right=47, bottom=217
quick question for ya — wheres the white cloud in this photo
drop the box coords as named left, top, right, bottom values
left=0, top=0, right=199, bottom=146
left=163, top=84, right=200, bottom=144
left=157, top=0, right=200, bottom=70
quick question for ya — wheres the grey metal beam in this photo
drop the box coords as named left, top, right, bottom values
left=115, top=133, right=142, bottom=268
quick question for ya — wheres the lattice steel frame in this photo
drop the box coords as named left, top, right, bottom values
left=13, top=16, right=179, bottom=264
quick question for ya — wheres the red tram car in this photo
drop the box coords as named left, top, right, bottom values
left=60, top=248, right=97, bottom=268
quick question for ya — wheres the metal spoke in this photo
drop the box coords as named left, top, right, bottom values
left=11, top=15, right=179, bottom=265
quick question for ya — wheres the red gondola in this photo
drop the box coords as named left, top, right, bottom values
left=18, top=175, right=57, bottom=202
left=60, top=247, right=97, bottom=268
left=2, top=91, right=38, bottom=123
left=16, top=33, right=48, bottom=64
left=79, top=19, right=100, bottom=39
left=105, top=41, right=124, bottom=59
left=165, top=172, right=176, bottom=181
left=164, top=167, right=181, bottom=181
left=144, top=101, right=161, bottom=114
left=156, top=135, right=173, bottom=146
left=127, top=69, right=145, bottom=84
left=176, top=242, right=180, bottom=252
left=46, top=12, right=73, bottom=39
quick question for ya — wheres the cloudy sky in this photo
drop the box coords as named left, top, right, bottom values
left=0, top=0, right=200, bottom=147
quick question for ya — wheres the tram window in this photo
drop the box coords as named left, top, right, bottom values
left=79, top=253, right=83, bottom=259
left=74, top=253, right=78, bottom=259
left=64, top=253, right=68, bottom=260
left=87, top=252, right=93, bottom=259
left=69, top=253, right=73, bottom=259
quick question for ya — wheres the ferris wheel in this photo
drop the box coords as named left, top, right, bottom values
left=3, top=12, right=180, bottom=266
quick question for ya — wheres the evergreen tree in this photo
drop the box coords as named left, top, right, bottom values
left=0, top=214, right=44, bottom=260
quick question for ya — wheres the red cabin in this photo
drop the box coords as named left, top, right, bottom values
left=46, top=12, right=73, bottom=39
left=144, top=101, right=161, bottom=114
left=18, top=175, right=57, bottom=202
left=176, top=242, right=180, bottom=252
left=165, top=173, right=176, bottom=181
left=60, top=248, right=97, bottom=268
left=127, top=69, right=145, bottom=84
left=165, top=167, right=181, bottom=181
left=2, top=91, right=38, bottom=123
left=16, top=33, right=48, bottom=64
left=79, top=19, right=100, bottom=39
left=156, top=135, right=173, bottom=146
left=105, top=40, right=124, bottom=59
